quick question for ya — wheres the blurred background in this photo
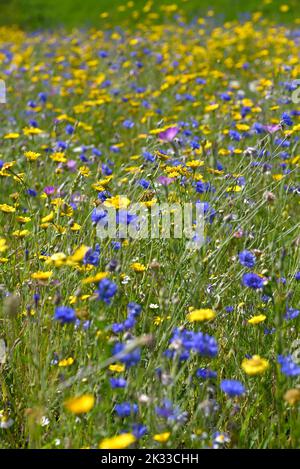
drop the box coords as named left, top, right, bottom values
left=0, top=0, right=298, bottom=29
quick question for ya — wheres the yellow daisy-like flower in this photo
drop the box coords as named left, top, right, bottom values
left=51, top=152, right=67, bottom=163
left=58, top=357, right=74, bottom=367
left=16, top=216, right=31, bottom=223
left=0, top=203, right=16, bottom=213
left=41, top=212, right=54, bottom=223
left=187, top=307, right=216, bottom=322
left=247, top=314, right=266, bottom=325
left=99, top=433, right=136, bottom=449
left=31, top=271, right=53, bottom=280
left=241, top=355, right=269, bottom=375
left=82, top=272, right=108, bottom=284
left=64, top=394, right=95, bottom=414
left=12, top=229, right=30, bottom=238
left=104, top=195, right=130, bottom=209
left=108, top=363, right=125, bottom=373
left=67, top=245, right=89, bottom=264
left=0, top=238, right=8, bottom=253
left=153, top=432, right=171, bottom=443
left=24, top=151, right=41, bottom=161
left=3, top=132, right=20, bottom=139
left=186, top=160, right=204, bottom=169
left=23, top=127, right=43, bottom=136
left=130, top=262, right=146, bottom=272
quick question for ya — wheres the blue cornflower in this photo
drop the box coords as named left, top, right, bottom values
left=91, top=208, right=108, bottom=224
left=114, top=402, right=138, bottom=417
left=83, top=244, right=100, bottom=266
left=284, top=308, right=300, bottom=321
left=109, top=377, right=127, bottom=389
left=278, top=355, right=300, bottom=377
left=220, top=379, right=245, bottom=397
left=295, top=272, right=300, bottom=281
left=96, top=278, right=117, bottom=304
left=65, top=124, right=74, bottom=135
left=139, top=179, right=150, bottom=189
left=239, top=250, right=256, bottom=268
left=27, top=188, right=37, bottom=197
left=131, top=423, right=147, bottom=439
left=242, top=272, right=265, bottom=289
left=282, top=112, right=293, bottom=126
left=54, top=306, right=76, bottom=324
left=127, top=302, right=142, bottom=318
left=196, top=368, right=217, bottom=379
left=98, top=190, right=111, bottom=202
left=123, top=119, right=135, bottom=129
left=112, top=342, right=141, bottom=367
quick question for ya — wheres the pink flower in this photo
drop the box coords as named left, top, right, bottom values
left=157, top=176, right=174, bottom=186
left=262, top=124, right=281, bottom=134
left=158, top=126, right=180, bottom=142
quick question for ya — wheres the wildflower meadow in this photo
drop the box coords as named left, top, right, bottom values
left=0, top=0, right=300, bottom=451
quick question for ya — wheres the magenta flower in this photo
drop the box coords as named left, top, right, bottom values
left=66, top=159, right=77, bottom=171
left=44, top=186, right=55, bottom=195
left=157, top=176, right=174, bottom=186
left=262, top=124, right=281, bottom=134
left=158, top=126, right=180, bottom=142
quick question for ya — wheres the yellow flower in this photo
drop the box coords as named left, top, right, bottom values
left=16, top=216, right=31, bottom=223
left=99, top=433, right=136, bottom=449
left=0, top=239, right=8, bottom=253
left=51, top=152, right=67, bottom=163
left=283, top=389, right=300, bottom=405
left=153, top=432, right=171, bottom=442
left=23, top=127, right=43, bottom=136
left=104, top=195, right=130, bottom=209
left=41, top=212, right=54, bottom=223
left=241, top=355, right=269, bottom=375
left=31, top=271, right=53, bottom=280
left=0, top=203, right=16, bottom=213
left=24, top=151, right=41, bottom=161
left=3, top=132, right=20, bottom=139
left=12, top=229, right=30, bottom=238
left=186, top=160, right=204, bottom=169
left=187, top=307, right=216, bottom=322
left=70, top=222, right=81, bottom=231
left=79, top=166, right=91, bottom=177
left=130, top=262, right=146, bottom=272
left=64, top=394, right=95, bottom=414
left=82, top=272, right=108, bottom=284
left=248, top=314, right=266, bottom=325
left=67, top=245, right=89, bottom=264
left=108, top=363, right=125, bottom=373
left=58, top=357, right=74, bottom=367
left=45, top=252, right=67, bottom=267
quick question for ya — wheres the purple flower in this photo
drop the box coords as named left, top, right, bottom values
left=157, top=176, right=174, bottom=186
left=44, top=186, right=55, bottom=195
left=158, top=126, right=180, bottom=142
left=262, top=124, right=281, bottom=134
left=242, top=272, right=265, bottom=289
left=220, top=379, right=245, bottom=397
left=239, top=250, right=256, bottom=269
